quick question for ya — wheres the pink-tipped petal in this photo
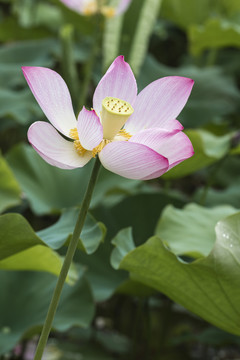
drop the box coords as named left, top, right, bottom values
left=162, top=119, right=184, bottom=131
left=28, top=121, right=92, bottom=169
left=130, top=128, right=194, bottom=169
left=59, top=0, right=85, bottom=13
left=22, top=67, right=77, bottom=137
left=93, top=56, right=137, bottom=115
left=125, top=76, right=194, bottom=134
left=77, top=107, right=103, bottom=150
left=99, top=141, right=169, bottom=180
left=116, top=0, right=132, bottom=14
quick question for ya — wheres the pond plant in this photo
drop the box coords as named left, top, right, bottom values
left=1, top=0, right=240, bottom=359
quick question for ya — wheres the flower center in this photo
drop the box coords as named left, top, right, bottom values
left=70, top=126, right=132, bottom=158
left=70, top=96, right=133, bottom=157
left=101, top=96, right=134, bottom=140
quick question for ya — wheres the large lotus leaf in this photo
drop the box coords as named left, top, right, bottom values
left=117, top=212, right=240, bottom=335
left=155, top=203, right=238, bottom=257
left=6, top=144, right=140, bottom=215
left=189, top=18, right=240, bottom=56
left=0, top=155, right=21, bottom=213
left=110, top=228, right=135, bottom=269
left=38, top=208, right=106, bottom=254
left=163, top=130, right=231, bottom=179
left=0, top=269, right=94, bottom=355
left=0, top=213, right=50, bottom=260
left=139, top=56, right=240, bottom=128
left=0, top=213, right=76, bottom=280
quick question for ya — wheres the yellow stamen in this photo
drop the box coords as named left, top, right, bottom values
left=70, top=110, right=133, bottom=158
left=69, top=128, right=79, bottom=140
left=118, top=129, right=132, bottom=140
left=92, top=139, right=111, bottom=158
left=74, top=140, right=87, bottom=156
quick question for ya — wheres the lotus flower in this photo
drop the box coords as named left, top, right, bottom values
left=59, top=0, right=132, bottom=17
left=22, top=56, right=194, bottom=180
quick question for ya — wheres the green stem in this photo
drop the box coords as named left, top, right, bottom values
left=34, top=157, right=101, bottom=360
left=103, top=13, right=124, bottom=71
left=129, top=0, right=163, bottom=76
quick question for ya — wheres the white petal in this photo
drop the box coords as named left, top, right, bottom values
left=28, top=121, right=92, bottom=169
left=125, top=76, right=194, bottom=134
left=22, top=67, right=77, bottom=137
left=162, top=119, right=184, bottom=131
left=130, top=128, right=194, bottom=169
left=99, top=141, right=169, bottom=180
left=93, top=56, right=137, bottom=115
left=77, top=107, right=103, bottom=150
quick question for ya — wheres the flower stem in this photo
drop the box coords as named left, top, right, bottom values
left=103, top=13, right=124, bottom=71
left=129, top=0, right=163, bottom=76
left=33, top=157, right=101, bottom=360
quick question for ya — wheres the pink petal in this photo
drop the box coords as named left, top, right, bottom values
left=28, top=122, right=92, bottom=169
left=130, top=128, right=194, bottom=169
left=59, top=0, right=85, bottom=13
left=99, top=141, right=169, bottom=180
left=162, top=119, right=184, bottom=132
left=22, top=67, right=77, bottom=137
left=77, top=107, right=103, bottom=150
left=125, top=76, right=194, bottom=134
left=116, top=0, right=132, bottom=14
left=93, top=56, right=137, bottom=116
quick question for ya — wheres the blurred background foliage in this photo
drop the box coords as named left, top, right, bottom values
left=1, top=0, right=240, bottom=359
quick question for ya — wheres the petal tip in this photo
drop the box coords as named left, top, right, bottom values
left=118, top=55, right=125, bottom=61
left=189, top=78, right=195, bottom=86
left=184, top=77, right=195, bottom=88
left=113, top=55, right=125, bottom=66
left=21, top=66, right=31, bottom=76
